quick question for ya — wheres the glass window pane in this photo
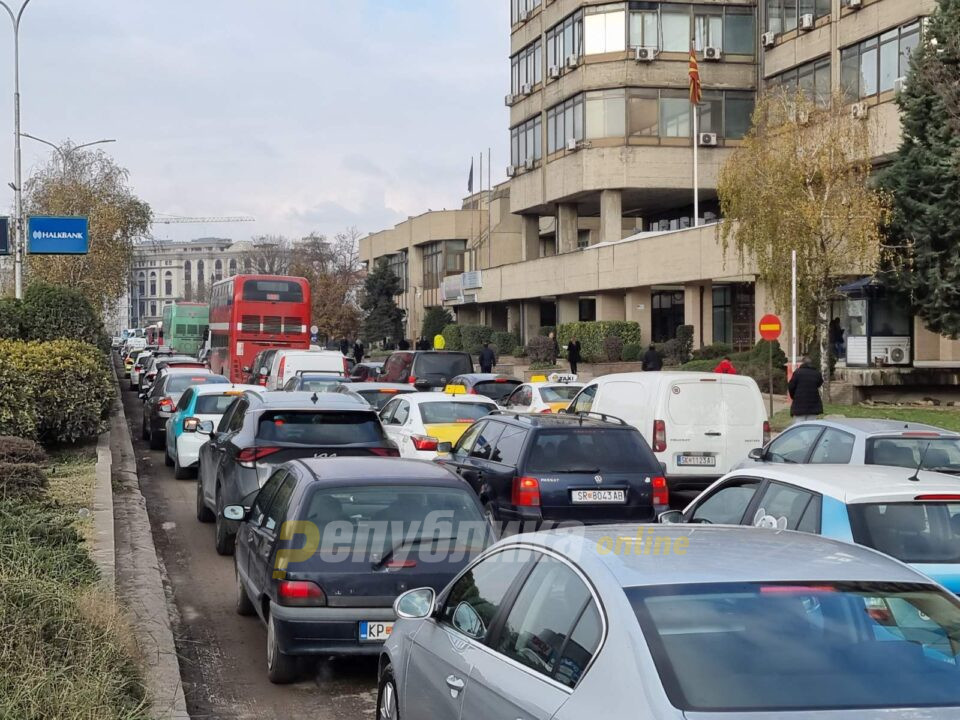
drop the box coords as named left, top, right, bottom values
left=724, top=10, right=754, bottom=54
left=629, top=12, right=644, bottom=47
left=698, top=94, right=722, bottom=134
left=606, top=93, right=626, bottom=138
left=584, top=13, right=606, bottom=54
left=900, top=28, right=919, bottom=77
left=814, top=60, right=831, bottom=106
left=724, top=96, right=754, bottom=139
left=766, top=0, right=782, bottom=33
left=585, top=94, right=605, bottom=139
left=860, top=44, right=878, bottom=96
left=606, top=10, right=626, bottom=52
left=660, top=97, right=690, bottom=137
left=661, top=8, right=690, bottom=52
left=628, top=92, right=658, bottom=136
left=573, top=98, right=584, bottom=140
left=784, top=0, right=797, bottom=31
left=879, top=35, right=898, bottom=92
left=442, top=552, right=530, bottom=640
left=816, top=0, right=830, bottom=16
left=840, top=47, right=859, bottom=100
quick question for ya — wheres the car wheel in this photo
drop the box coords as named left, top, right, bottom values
left=164, top=448, right=174, bottom=467
left=196, top=474, right=214, bottom=523
left=377, top=663, right=400, bottom=720
left=174, top=452, right=192, bottom=480
left=266, top=612, right=298, bottom=684
left=234, top=557, right=255, bottom=616
left=149, top=426, right=165, bottom=451
left=214, top=485, right=236, bottom=556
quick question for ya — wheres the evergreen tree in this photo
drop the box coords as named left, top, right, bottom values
left=361, top=259, right=405, bottom=343
left=421, top=306, right=453, bottom=341
left=881, top=0, right=960, bottom=336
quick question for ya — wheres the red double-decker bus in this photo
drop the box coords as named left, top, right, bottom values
left=208, top=275, right=311, bottom=383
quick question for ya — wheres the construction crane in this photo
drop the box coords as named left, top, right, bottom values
left=151, top=215, right=256, bottom=225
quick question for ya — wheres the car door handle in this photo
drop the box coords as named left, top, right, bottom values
left=445, top=675, right=465, bottom=697
left=705, top=432, right=722, bottom=436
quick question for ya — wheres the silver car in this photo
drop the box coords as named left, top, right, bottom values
left=378, top=525, right=960, bottom=719
left=738, top=418, right=960, bottom=473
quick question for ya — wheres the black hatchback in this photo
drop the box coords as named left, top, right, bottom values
left=435, top=412, right=668, bottom=529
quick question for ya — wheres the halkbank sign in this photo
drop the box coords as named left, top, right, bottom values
left=28, top=215, right=89, bottom=254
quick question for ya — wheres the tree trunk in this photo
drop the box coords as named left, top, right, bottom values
left=818, top=301, right=831, bottom=403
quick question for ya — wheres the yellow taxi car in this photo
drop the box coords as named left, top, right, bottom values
left=378, top=385, right=498, bottom=459
left=501, top=373, right=585, bottom=414
left=123, top=350, right=144, bottom=378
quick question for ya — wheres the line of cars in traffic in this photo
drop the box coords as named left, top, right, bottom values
left=120, top=344, right=960, bottom=715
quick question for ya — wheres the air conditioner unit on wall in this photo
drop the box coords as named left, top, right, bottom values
left=894, top=76, right=907, bottom=93
left=635, top=46, right=659, bottom=62
left=800, top=13, right=815, bottom=30
left=565, top=54, right=580, bottom=69
left=547, top=65, right=561, bottom=80
left=851, top=101, right=869, bottom=120
left=880, top=340, right=911, bottom=365
left=566, top=138, right=580, bottom=152
left=703, top=46, right=722, bottom=61
left=504, top=94, right=514, bottom=107
left=762, top=31, right=778, bottom=49
left=506, top=165, right=516, bottom=177
left=524, top=157, right=535, bottom=170
left=845, top=0, right=862, bottom=9
left=699, top=133, right=718, bottom=146
left=520, top=82, right=533, bottom=96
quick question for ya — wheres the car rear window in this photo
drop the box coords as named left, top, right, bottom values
left=628, top=581, right=960, bottom=711
left=357, top=389, right=412, bottom=410
left=414, top=353, right=472, bottom=377
left=257, top=411, right=385, bottom=444
left=195, top=393, right=245, bottom=414
left=474, top=380, right=521, bottom=402
left=867, top=437, right=960, bottom=474
left=242, top=280, right=304, bottom=302
left=420, top=402, right=495, bottom=425
left=298, top=377, right=349, bottom=392
left=539, top=385, right=582, bottom=402
left=848, top=502, right=960, bottom=563
left=525, top=428, right=658, bottom=474
left=165, top=375, right=229, bottom=393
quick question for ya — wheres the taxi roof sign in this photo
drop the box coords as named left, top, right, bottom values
left=530, top=374, right=548, bottom=382
left=548, top=373, right=578, bottom=383
left=444, top=384, right=467, bottom=395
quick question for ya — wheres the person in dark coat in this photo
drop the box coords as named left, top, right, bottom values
left=353, top=340, right=364, bottom=364
left=478, top=342, right=496, bottom=373
left=642, top=345, right=663, bottom=371
left=549, top=332, right=560, bottom=366
left=398, top=338, right=410, bottom=351
left=567, top=338, right=582, bottom=374
left=788, top=355, right=824, bottom=422
left=339, top=338, right=350, bottom=356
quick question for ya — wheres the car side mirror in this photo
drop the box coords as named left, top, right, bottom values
left=658, top=509, right=684, bottom=524
left=197, top=420, right=215, bottom=435
left=394, top=587, right=436, bottom=620
left=221, top=505, right=247, bottom=521
left=436, top=441, right=453, bottom=454
left=259, top=367, right=268, bottom=377
left=183, top=417, right=200, bottom=433
left=748, top=447, right=765, bottom=461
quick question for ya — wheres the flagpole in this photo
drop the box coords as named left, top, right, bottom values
left=487, top=146, right=492, bottom=269
left=693, top=106, right=699, bottom=228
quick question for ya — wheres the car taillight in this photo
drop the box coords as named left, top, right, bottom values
left=159, top=397, right=175, bottom=412
left=539, top=408, right=552, bottom=414
left=369, top=447, right=401, bottom=457
left=343, top=356, right=350, bottom=373
left=236, top=446, right=281, bottom=468
left=278, top=356, right=286, bottom=380
left=916, top=494, right=960, bottom=501
left=512, top=476, right=540, bottom=507
left=763, top=420, right=771, bottom=445
left=411, top=435, right=439, bottom=451
left=385, top=559, right=417, bottom=569
left=653, top=420, right=667, bottom=453
left=652, top=476, right=669, bottom=506
left=276, top=580, right=327, bottom=607
left=468, top=388, right=478, bottom=394
left=408, top=375, right=417, bottom=385
left=134, top=364, right=142, bottom=372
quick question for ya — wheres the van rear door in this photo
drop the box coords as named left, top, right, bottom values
left=664, top=377, right=726, bottom=476
left=720, top=377, right=766, bottom=471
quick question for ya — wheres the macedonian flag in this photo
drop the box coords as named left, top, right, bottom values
left=689, top=47, right=702, bottom=105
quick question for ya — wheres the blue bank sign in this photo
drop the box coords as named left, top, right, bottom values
left=28, top=215, right=89, bottom=255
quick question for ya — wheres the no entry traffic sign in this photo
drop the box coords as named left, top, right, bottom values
left=759, top=314, right=782, bottom=342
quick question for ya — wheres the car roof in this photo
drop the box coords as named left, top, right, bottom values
left=291, top=457, right=463, bottom=486
left=530, top=381, right=585, bottom=389
left=297, top=374, right=350, bottom=380
left=590, top=371, right=755, bottom=385
left=345, top=382, right=416, bottom=391
left=191, top=383, right=262, bottom=396
left=402, top=392, right=498, bottom=406
left=454, top=374, right=519, bottom=382
left=250, top=391, right=371, bottom=410
left=510, top=525, right=928, bottom=587
left=485, top=411, right=631, bottom=429
left=793, top=417, right=958, bottom=436
left=727, top=464, right=960, bottom=504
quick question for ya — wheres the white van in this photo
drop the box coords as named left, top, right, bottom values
left=264, top=350, right=349, bottom=390
left=568, top=372, right=768, bottom=497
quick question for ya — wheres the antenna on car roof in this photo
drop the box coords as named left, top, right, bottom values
left=908, top=442, right=932, bottom=482
left=311, top=392, right=319, bottom=404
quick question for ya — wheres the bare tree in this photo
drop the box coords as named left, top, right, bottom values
left=243, top=234, right=292, bottom=275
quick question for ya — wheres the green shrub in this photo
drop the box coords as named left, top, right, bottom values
left=422, top=307, right=454, bottom=342
left=0, top=340, right=112, bottom=445
left=0, top=352, right=37, bottom=439
left=748, top=339, right=788, bottom=367
left=0, top=298, right=23, bottom=339
left=441, top=324, right=463, bottom=351
left=654, top=339, right=686, bottom=366
left=602, top=336, right=624, bottom=362
left=691, top=342, right=733, bottom=360
left=492, top=330, right=520, bottom=356
left=20, top=283, right=109, bottom=351
left=0, top=437, right=47, bottom=465
left=528, top=361, right=558, bottom=371
left=0, top=463, right=47, bottom=500
left=460, top=325, right=495, bottom=354
left=556, top=321, right=641, bottom=360
left=622, top=342, right=642, bottom=362
left=675, top=325, right=694, bottom=363
left=526, top=335, right=557, bottom=364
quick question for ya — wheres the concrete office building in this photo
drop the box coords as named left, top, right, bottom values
left=360, top=0, right=960, bottom=377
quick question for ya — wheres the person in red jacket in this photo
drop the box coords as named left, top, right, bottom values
left=714, top=356, right=737, bottom=374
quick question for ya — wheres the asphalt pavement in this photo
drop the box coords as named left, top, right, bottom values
left=118, top=377, right=377, bottom=720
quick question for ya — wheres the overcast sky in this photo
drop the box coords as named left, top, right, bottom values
left=0, top=0, right=509, bottom=243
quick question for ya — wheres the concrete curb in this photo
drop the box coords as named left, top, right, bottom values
left=92, top=429, right=115, bottom=593
left=109, top=371, right=191, bottom=720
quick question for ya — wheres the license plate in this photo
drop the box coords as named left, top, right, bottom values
left=571, top=489, right=626, bottom=504
left=677, top=454, right=717, bottom=467
left=359, top=621, right=393, bottom=642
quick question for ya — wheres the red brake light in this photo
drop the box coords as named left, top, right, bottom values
left=385, top=559, right=417, bottom=569
left=539, top=408, right=553, bottom=414
left=278, top=356, right=286, bottom=379
left=902, top=432, right=942, bottom=438
left=159, top=397, right=175, bottom=412
left=370, top=447, right=401, bottom=457
left=276, top=580, right=327, bottom=606
left=408, top=375, right=417, bottom=385
left=915, top=495, right=960, bottom=501
left=236, top=446, right=281, bottom=468
left=653, top=420, right=667, bottom=453
left=512, top=476, right=541, bottom=507
left=411, top=435, right=439, bottom=451
left=760, top=585, right=836, bottom=594
left=652, top=476, right=669, bottom=506
left=763, top=420, right=771, bottom=445
left=469, top=388, right=478, bottom=394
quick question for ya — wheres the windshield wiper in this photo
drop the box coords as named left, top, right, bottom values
left=372, top=535, right=458, bottom=570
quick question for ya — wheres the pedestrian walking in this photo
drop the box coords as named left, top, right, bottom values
left=567, top=337, right=581, bottom=375
left=398, top=338, right=410, bottom=350
left=339, top=337, right=350, bottom=356
left=353, top=340, right=364, bottom=364
left=713, top=356, right=737, bottom=374
left=788, top=355, right=824, bottom=423
left=549, top=331, right=560, bottom=366
left=478, top=342, right=496, bottom=373
left=641, top=344, right=663, bottom=371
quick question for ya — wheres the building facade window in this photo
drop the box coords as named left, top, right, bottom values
left=214, top=259, right=223, bottom=282
left=137, top=272, right=145, bottom=297
left=585, top=89, right=626, bottom=139
left=164, top=271, right=173, bottom=297
left=547, top=94, right=585, bottom=153
left=228, top=258, right=237, bottom=276
left=196, top=260, right=205, bottom=285
left=660, top=92, right=691, bottom=137
left=510, top=115, right=542, bottom=167
left=769, top=57, right=831, bottom=106
left=149, top=271, right=157, bottom=296
left=546, top=10, right=584, bottom=70
left=841, top=20, right=920, bottom=100
left=422, top=240, right=466, bottom=290
left=577, top=230, right=591, bottom=249
left=511, top=39, right=542, bottom=94
left=150, top=301, right=157, bottom=317
left=722, top=6, right=755, bottom=54
left=585, top=3, right=627, bottom=55
left=694, top=7, right=723, bottom=51
left=713, top=284, right=756, bottom=350
left=652, top=290, right=685, bottom=342
left=511, top=0, right=541, bottom=25
left=766, top=0, right=829, bottom=33
left=579, top=298, right=597, bottom=321
left=386, top=251, right=408, bottom=294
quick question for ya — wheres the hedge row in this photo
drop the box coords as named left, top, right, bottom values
left=0, top=283, right=109, bottom=350
left=681, top=340, right=789, bottom=393
left=0, top=340, right=112, bottom=444
left=556, top=321, right=642, bottom=362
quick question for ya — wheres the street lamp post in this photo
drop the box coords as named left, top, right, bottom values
left=21, top=133, right=116, bottom=162
left=0, top=0, right=32, bottom=299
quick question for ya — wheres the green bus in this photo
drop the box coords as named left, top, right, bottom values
left=162, top=302, right=209, bottom=357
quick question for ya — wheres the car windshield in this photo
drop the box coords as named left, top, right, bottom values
left=299, top=376, right=349, bottom=392
left=473, top=380, right=520, bottom=402
left=297, top=485, right=488, bottom=559
left=848, top=502, right=960, bottom=564
left=357, top=389, right=410, bottom=410
left=420, top=402, right=494, bottom=425
left=526, top=428, right=657, bottom=474
left=867, top=437, right=960, bottom=474
left=257, top=411, right=385, bottom=444
left=165, top=375, right=229, bottom=393
left=415, top=353, right=472, bottom=377
left=195, top=393, right=246, bottom=414
left=628, top=581, right=960, bottom=712
left=539, top=385, right=582, bottom=402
